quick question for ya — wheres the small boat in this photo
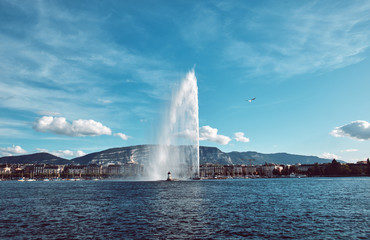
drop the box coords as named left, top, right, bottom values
left=18, top=178, right=25, bottom=182
left=26, top=179, right=36, bottom=182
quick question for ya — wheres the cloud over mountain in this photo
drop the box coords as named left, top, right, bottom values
left=33, top=116, right=112, bottom=137
left=0, top=145, right=27, bottom=156
left=331, top=120, right=370, bottom=141
left=37, top=148, right=86, bottom=159
left=320, top=152, right=340, bottom=160
left=199, top=126, right=231, bottom=145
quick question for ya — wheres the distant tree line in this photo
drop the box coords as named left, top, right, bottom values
left=305, top=159, right=370, bottom=176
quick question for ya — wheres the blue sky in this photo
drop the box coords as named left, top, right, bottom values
left=1, top=0, right=370, bottom=162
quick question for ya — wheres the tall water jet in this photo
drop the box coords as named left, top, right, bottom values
left=149, top=70, right=199, bottom=180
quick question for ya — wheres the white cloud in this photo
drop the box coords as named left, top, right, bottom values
left=75, top=150, right=86, bottom=157
left=320, top=152, right=340, bottom=160
left=37, top=148, right=86, bottom=159
left=114, top=133, right=130, bottom=141
left=0, top=145, right=27, bottom=157
left=234, top=132, right=250, bottom=142
left=330, top=120, right=370, bottom=141
left=199, top=126, right=231, bottom=145
left=33, top=116, right=112, bottom=137
left=340, top=149, right=358, bottom=153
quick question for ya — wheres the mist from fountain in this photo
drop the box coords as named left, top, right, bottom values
left=148, top=70, right=199, bottom=180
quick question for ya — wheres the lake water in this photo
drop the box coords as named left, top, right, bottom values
left=0, top=177, right=369, bottom=239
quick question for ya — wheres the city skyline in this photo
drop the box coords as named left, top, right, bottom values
left=1, top=0, right=370, bottom=163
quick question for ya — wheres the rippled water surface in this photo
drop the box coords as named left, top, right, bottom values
left=1, top=178, right=369, bottom=239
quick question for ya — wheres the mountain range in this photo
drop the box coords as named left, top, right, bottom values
left=0, top=152, right=71, bottom=165
left=0, top=145, right=340, bottom=165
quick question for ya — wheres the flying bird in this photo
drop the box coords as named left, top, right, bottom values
left=246, top=97, right=256, bottom=102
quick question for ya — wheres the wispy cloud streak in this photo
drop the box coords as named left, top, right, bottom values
left=203, top=1, right=370, bottom=78
left=0, top=0, right=181, bottom=126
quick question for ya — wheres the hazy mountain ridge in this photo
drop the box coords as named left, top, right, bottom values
left=71, top=145, right=158, bottom=165
left=199, top=146, right=232, bottom=165
left=227, top=151, right=342, bottom=165
left=0, top=145, right=340, bottom=165
left=0, top=152, right=70, bottom=165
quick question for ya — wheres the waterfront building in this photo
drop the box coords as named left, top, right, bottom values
left=123, top=162, right=143, bottom=177
left=356, top=160, right=367, bottom=164
left=0, top=164, right=11, bottom=179
left=244, top=165, right=257, bottom=175
left=0, top=164, right=11, bottom=174
left=85, top=164, right=102, bottom=177
left=107, top=164, right=122, bottom=176
left=44, top=165, right=63, bottom=177
left=65, top=165, right=85, bottom=177
left=259, top=164, right=281, bottom=177
left=233, top=165, right=244, bottom=177
left=200, top=164, right=225, bottom=178
left=224, top=165, right=234, bottom=177
left=214, top=165, right=224, bottom=177
left=34, top=164, right=44, bottom=176
left=14, top=165, right=24, bottom=176
left=296, top=164, right=315, bottom=172
left=23, top=165, right=35, bottom=177
left=0, top=161, right=367, bottom=179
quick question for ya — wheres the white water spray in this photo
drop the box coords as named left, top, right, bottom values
left=148, top=70, right=199, bottom=180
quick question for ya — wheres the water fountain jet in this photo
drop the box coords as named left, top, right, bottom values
left=148, top=70, right=199, bottom=180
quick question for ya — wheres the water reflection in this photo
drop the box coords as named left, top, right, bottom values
left=147, top=181, right=210, bottom=238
